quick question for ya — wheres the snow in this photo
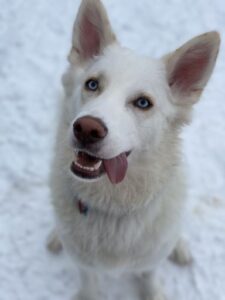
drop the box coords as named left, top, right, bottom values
left=0, top=0, right=225, bottom=299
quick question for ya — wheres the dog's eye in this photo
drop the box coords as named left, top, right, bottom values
left=133, top=97, right=152, bottom=110
left=85, top=79, right=99, bottom=91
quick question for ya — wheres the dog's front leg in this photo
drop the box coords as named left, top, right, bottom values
left=74, top=268, right=102, bottom=300
left=136, top=271, right=165, bottom=300
left=169, top=237, right=192, bottom=266
left=46, top=229, right=63, bottom=254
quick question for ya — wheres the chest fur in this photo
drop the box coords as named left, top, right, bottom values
left=55, top=193, right=181, bottom=272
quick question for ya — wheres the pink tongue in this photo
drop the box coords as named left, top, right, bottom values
left=103, top=153, right=128, bottom=184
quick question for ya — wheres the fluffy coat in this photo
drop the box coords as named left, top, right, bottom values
left=48, top=0, right=220, bottom=299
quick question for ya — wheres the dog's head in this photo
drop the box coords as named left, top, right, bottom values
left=63, top=0, right=220, bottom=184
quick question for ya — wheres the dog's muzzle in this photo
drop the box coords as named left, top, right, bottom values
left=70, top=115, right=130, bottom=184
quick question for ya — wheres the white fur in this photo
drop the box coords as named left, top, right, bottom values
left=49, top=0, right=220, bottom=299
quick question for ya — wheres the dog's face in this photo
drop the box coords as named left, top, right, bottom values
left=67, top=47, right=174, bottom=184
left=63, top=0, right=220, bottom=184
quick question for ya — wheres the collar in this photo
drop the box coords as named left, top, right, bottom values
left=77, top=199, right=89, bottom=216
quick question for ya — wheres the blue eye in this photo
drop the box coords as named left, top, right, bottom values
left=133, top=97, right=152, bottom=110
left=85, top=79, right=99, bottom=91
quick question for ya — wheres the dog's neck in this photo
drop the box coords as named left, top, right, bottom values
left=74, top=188, right=162, bottom=221
left=71, top=156, right=180, bottom=217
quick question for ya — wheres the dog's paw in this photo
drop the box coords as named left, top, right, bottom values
left=72, top=293, right=100, bottom=300
left=72, top=295, right=87, bottom=300
left=148, top=294, right=166, bottom=300
left=46, top=229, right=63, bottom=254
left=169, top=237, right=192, bottom=266
left=139, top=272, right=166, bottom=300
left=145, top=288, right=166, bottom=300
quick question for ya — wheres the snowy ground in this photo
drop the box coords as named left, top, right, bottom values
left=0, top=0, right=225, bottom=299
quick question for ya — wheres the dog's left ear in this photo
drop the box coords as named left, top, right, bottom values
left=69, top=0, right=117, bottom=64
left=163, top=31, right=220, bottom=105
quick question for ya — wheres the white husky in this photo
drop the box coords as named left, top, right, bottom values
left=48, top=0, right=220, bottom=299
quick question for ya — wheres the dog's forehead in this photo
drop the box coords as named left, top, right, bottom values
left=89, top=45, right=166, bottom=89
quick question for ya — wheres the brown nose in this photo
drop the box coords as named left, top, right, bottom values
left=73, top=116, right=108, bottom=145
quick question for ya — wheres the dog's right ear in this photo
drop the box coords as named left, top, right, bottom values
left=68, top=0, right=116, bottom=64
left=163, top=31, right=220, bottom=106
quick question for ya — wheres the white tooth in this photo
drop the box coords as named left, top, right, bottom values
left=75, top=161, right=96, bottom=172
left=93, top=160, right=102, bottom=170
left=75, top=162, right=85, bottom=170
left=87, top=167, right=94, bottom=171
left=75, top=162, right=82, bottom=168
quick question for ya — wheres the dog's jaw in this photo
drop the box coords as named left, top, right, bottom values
left=70, top=149, right=131, bottom=184
left=70, top=150, right=104, bottom=182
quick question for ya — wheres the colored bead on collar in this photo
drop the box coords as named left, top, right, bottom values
left=78, top=200, right=89, bottom=216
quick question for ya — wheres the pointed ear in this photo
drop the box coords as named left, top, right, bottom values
left=163, top=31, right=220, bottom=105
left=69, top=0, right=117, bottom=64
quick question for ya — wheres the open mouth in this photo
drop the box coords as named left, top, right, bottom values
left=70, top=150, right=130, bottom=184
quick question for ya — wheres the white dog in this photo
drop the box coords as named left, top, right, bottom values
left=48, top=0, right=220, bottom=299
